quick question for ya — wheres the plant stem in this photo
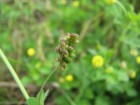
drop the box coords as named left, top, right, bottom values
left=116, top=1, right=127, bottom=14
left=61, top=89, right=76, bottom=105
left=39, top=65, right=59, bottom=93
left=0, top=48, right=29, bottom=100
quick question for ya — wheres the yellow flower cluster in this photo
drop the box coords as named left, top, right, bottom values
left=105, top=0, right=117, bottom=5
left=136, top=56, right=140, bottom=64
left=59, top=77, right=65, bottom=83
left=65, top=74, right=73, bottom=82
left=129, top=70, right=136, bottom=79
left=27, top=48, right=35, bottom=57
left=92, top=55, right=104, bottom=67
left=59, top=74, right=74, bottom=83
left=130, top=49, right=138, bottom=56
left=120, top=61, right=127, bottom=69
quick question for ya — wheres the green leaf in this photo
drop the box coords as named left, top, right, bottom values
left=27, top=89, right=49, bottom=105
left=27, top=97, right=40, bottom=105
left=36, top=89, right=49, bottom=105
left=118, top=71, right=129, bottom=82
left=37, top=89, right=45, bottom=105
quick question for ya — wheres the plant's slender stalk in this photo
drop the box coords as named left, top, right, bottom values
left=119, top=23, right=131, bottom=41
left=113, top=23, right=131, bottom=58
left=61, top=89, right=76, bottom=105
left=39, top=65, right=59, bottom=93
left=116, top=1, right=127, bottom=14
left=0, top=48, right=29, bottom=100
left=132, top=0, right=137, bottom=7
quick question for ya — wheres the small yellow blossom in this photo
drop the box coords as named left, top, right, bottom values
left=136, top=56, right=140, bottom=64
left=105, top=67, right=113, bottom=74
left=61, top=0, right=66, bottom=5
left=59, top=77, right=65, bottom=83
left=120, top=61, right=127, bottom=69
left=72, top=1, right=80, bottom=7
left=92, top=55, right=104, bottom=67
left=65, top=74, right=73, bottom=82
left=129, top=70, right=136, bottom=79
left=105, top=0, right=117, bottom=5
left=130, top=49, right=138, bottom=56
left=27, top=48, right=35, bottom=57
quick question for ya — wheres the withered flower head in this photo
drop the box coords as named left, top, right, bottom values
left=55, top=33, right=79, bottom=70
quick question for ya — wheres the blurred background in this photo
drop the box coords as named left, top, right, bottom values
left=1, top=0, right=140, bottom=105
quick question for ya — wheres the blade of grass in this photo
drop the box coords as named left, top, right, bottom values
left=0, top=48, right=29, bottom=100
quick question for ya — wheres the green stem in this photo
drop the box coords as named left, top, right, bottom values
left=119, top=23, right=131, bottom=41
left=0, top=48, right=29, bottom=100
left=39, top=65, right=59, bottom=93
left=133, top=0, right=137, bottom=6
left=61, top=89, right=76, bottom=105
left=116, top=1, right=127, bottom=14
left=113, top=23, right=131, bottom=58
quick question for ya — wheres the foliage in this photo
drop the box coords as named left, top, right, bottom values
left=1, top=0, right=140, bottom=105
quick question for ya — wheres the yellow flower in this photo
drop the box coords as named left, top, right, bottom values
left=65, top=74, right=73, bottom=82
left=130, top=49, right=138, bottom=56
left=92, top=55, right=104, bottom=67
left=136, top=56, right=140, bottom=64
left=129, top=70, right=136, bottom=79
left=72, top=1, right=80, bottom=7
left=61, top=0, right=66, bottom=5
left=27, top=48, right=35, bottom=57
left=120, top=61, right=127, bottom=69
left=59, top=77, right=65, bottom=83
left=105, top=67, right=113, bottom=74
left=105, top=0, right=117, bottom=5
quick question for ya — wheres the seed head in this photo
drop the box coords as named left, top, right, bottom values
left=55, top=33, right=79, bottom=69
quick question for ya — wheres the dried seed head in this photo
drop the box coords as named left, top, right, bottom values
left=67, top=33, right=79, bottom=44
left=61, top=62, right=67, bottom=69
left=56, top=56, right=62, bottom=62
left=55, top=33, right=79, bottom=69
left=62, top=49, right=69, bottom=55
left=55, top=46, right=60, bottom=52
left=62, top=55, right=72, bottom=63
left=66, top=46, right=75, bottom=53
left=70, top=53, right=76, bottom=58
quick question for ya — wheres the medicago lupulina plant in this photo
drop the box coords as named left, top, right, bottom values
left=0, top=33, right=79, bottom=105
